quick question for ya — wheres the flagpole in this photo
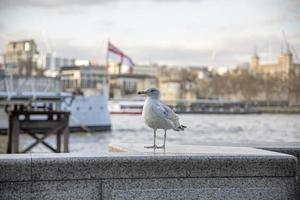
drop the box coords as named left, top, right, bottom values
left=105, top=39, right=110, bottom=98
left=106, top=39, right=109, bottom=71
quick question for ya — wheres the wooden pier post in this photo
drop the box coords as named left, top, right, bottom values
left=6, top=110, right=70, bottom=153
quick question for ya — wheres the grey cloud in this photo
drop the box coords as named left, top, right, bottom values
left=0, top=0, right=118, bottom=9
left=35, top=34, right=300, bottom=67
left=130, top=31, right=299, bottom=66
left=0, top=0, right=204, bottom=10
left=97, top=19, right=115, bottom=31
left=23, top=36, right=96, bottom=60
left=0, top=41, right=5, bottom=54
left=153, top=0, right=202, bottom=2
left=56, top=45, right=95, bottom=60
left=50, top=44, right=96, bottom=60
left=129, top=45, right=251, bottom=67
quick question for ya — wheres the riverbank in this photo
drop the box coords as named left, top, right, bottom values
left=256, top=106, right=300, bottom=114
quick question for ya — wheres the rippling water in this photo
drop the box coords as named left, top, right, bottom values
left=68, top=114, right=300, bottom=153
left=110, top=114, right=300, bottom=144
left=1, top=114, right=299, bottom=153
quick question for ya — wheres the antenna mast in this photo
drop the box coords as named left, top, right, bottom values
left=282, top=31, right=290, bottom=53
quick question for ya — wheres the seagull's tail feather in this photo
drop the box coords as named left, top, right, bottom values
left=174, top=124, right=187, bottom=131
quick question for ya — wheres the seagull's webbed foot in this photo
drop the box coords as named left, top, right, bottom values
left=144, top=145, right=158, bottom=149
left=156, top=145, right=165, bottom=149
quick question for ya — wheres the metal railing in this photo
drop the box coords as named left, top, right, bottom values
left=0, top=75, right=61, bottom=94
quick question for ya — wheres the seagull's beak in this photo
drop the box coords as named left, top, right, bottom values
left=137, top=91, right=146, bottom=95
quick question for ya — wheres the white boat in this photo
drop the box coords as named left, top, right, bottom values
left=0, top=93, right=111, bottom=133
left=108, top=99, right=144, bottom=114
left=0, top=76, right=111, bottom=133
left=62, top=95, right=111, bottom=131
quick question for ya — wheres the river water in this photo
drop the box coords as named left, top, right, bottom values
left=0, top=114, right=299, bottom=153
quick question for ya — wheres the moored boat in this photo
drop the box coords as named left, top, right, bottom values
left=108, top=99, right=144, bottom=114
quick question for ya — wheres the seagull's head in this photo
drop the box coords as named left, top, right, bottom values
left=137, top=88, right=160, bottom=99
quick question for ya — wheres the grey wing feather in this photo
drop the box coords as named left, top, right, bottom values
left=159, top=103, right=181, bottom=128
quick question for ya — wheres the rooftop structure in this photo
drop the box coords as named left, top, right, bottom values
left=3, top=40, right=41, bottom=76
left=250, top=47, right=300, bottom=79
left=132, top=64, right=159, bottom=77
left=60, top=65, right=107, bottom=96
left=109, top=74, right=158, bottom=99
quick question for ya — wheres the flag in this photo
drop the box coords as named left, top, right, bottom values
left=107, top=42, right=134, bottom=74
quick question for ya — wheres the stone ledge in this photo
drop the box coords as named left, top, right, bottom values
left=0, top=144, right=298, bottom=200
left=0, top=145, right=296, bottom=182
left=0, top=154, right=31, bottom=182
left=102, top=177, right=295, bottom=200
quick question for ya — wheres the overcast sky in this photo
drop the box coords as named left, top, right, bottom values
left=0, top=0, right=299, bottom=67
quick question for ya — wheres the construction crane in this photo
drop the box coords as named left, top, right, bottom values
left=282, top=31, right=299, bottom=62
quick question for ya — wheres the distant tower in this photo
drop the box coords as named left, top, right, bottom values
left=250, top=46, right=260, bottom=68
left=278, top=43, right=293, bottom=76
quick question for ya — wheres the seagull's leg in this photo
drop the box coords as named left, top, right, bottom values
left=144, top=129, right=158, bottom=148
left=158, top=130, right=167, bottom=149
left=154, top=129, right=157, bottom=147
left=163, top=130, right=167, bottom=148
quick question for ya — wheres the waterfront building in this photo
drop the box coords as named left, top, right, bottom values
left=107, top=62, right=159, bottom=99
left=3, top=39, right=42, bottom=75
left=109, top=74, right=158, bottom=99
left=0, top=57, right=3, bottom=70
left=158, top=66, right=198, bottom=103
left=75, top=59, right=91, bottom=66
left=249, top=47, right=300, bottom=105
left=39, top=53, right=75, bottom=70
left=132, top=64, right=159, bottom=77
left=250, top=47, right=300, bottom=79
left=159, top=79, right=197, bottom=104
left=159, top=80, right=181, bottom=103
left=60, top=65, right=107, bottom=96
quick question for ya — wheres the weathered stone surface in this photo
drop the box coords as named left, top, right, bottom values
left=31, top=180, right=101, bottom=200
left=0, top=145, right=298, bottom=200
left=108, top=144, right=297, bottom=176
left=30, top=151, right=296, bottom=181
left=109, top=143, right=297, bottom=156
left=102, top=177, right=296, bottom=200
left=258, top=147, right=300, bottom=174
left=0, top=154, right=31, bottom=182
left=0, top=181, right=31, bottom=200
left=258, top=147, right=300, bottom=199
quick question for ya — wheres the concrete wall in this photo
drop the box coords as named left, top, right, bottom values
left=0, top=147, right=297, bottom=200
left=258, top=147, right=300, bottom=198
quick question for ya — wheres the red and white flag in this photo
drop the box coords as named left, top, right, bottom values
left=107, top=42, right=135, bottom=73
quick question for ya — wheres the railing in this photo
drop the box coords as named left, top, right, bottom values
left=0, top=75, right=61, bottom=94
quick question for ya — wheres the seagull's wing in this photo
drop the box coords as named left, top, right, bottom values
left=157, top=102, right=180, bottom=128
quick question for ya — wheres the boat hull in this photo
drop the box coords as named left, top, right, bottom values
left=110, top=111, right=142, bottom=115
left=0, top=95, right=112, bottom=134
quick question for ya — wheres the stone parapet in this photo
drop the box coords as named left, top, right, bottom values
left=0, top=144, right=297, bottom=200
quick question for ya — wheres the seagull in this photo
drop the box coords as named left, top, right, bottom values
left=137, top=88, right=186, bottom=149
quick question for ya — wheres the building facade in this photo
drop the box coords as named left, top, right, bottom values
left=250, top=48, right=298, bottom=79
left=3, top=40, right=41, bottom=75
left=132, top=64, right=159, bottom=77
left=38, top=53, right=75, bottom=70
left=250, top=48, right=300, bottom=105
left=158, top=66, right=198, bottom=103
left=109, top=74, right=158, bottom=99
left=60, top=65, right=107, bottom=96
